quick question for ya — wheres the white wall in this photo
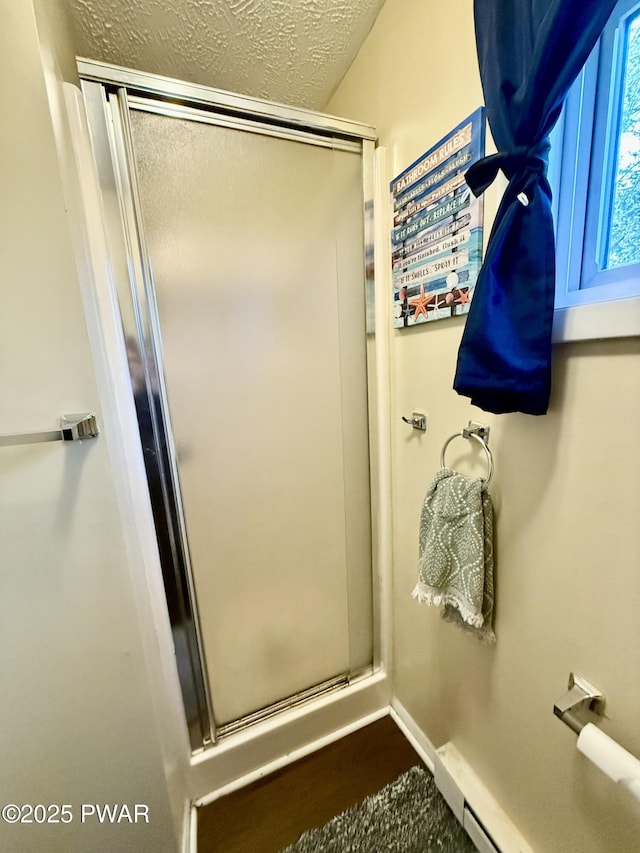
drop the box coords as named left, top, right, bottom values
left=329, top=2, right=640, bottom=851
left=0, top=3, right=188, bottom=850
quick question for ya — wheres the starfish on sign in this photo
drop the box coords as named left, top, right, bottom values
left=408, top=284, right=435, bottom=321
left=454, top=287, right=471, bottom=305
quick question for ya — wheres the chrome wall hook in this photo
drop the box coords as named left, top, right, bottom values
left=554, top=673, right=606, bottom=735
left=401, top=412, right=427, bottom=431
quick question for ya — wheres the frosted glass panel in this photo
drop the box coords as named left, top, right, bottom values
left=129, top=109, right=371, bottom=725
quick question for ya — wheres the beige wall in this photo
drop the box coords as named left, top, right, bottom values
left=329, top=1, right=640, bottom=850
left=0, top=3, right=185, bottom=850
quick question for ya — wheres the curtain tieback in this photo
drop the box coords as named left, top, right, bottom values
left=465, top=143, right=550, bottom=202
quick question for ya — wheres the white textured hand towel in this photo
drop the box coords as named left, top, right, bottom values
left=412, top=468, right=495, bottom=644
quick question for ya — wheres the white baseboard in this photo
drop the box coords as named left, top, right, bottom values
left=390, top=699, right=534, bottom=853
left=191, top=670, right=391, bottom=805
left=184, top=804, right=197, bottom=853
left=434, top=743, right=534, bottom=853
left=390, top=697, right=437, bottom=773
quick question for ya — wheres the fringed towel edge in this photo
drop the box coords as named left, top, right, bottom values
left=412, top=580, right=484, bottom=629
left=443, top=603, right=496, bottom=645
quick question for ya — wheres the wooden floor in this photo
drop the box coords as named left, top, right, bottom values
left=197, top=715, right=424, bottom=853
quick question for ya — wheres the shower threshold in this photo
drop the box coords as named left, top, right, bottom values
left=215, top=674, right=352, bottom=740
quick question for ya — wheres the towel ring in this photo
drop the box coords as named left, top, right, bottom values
left=440, top=431, right=494, bottom=490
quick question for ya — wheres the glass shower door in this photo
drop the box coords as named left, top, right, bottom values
left=124, top=102, right=373, bottom=735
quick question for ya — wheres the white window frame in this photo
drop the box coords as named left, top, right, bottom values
left=552, top=0, right=640, bottom=342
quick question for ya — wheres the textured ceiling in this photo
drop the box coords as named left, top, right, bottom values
left=64, top=0, right=386, bottom=109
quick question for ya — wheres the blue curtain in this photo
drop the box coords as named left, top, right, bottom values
left=453, top=0, right=618, bottom=415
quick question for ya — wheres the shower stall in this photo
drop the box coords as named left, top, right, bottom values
left=79, top=62, right=385, bottom=759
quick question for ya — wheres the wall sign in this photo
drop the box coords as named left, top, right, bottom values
left=391, top=108, right=485, bottom=327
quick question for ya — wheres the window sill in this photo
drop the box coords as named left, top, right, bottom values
left=552, top=295, right=640, bottom=342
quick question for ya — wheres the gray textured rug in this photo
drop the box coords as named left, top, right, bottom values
left=281, top=765, right=476, bottom=852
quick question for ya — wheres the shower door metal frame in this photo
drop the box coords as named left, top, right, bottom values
left=79, top=60, right=378, bottom=753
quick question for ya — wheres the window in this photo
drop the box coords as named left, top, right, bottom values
left=552, top=0, right=640, bottom=341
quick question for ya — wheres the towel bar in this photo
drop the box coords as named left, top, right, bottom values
left=555, top=674, right=640, bottom=804
left=440, top=422, right=493, bottom=489
left=0, top=413, right=99, bottom=448
left=554, top=673, right=605, bottom=734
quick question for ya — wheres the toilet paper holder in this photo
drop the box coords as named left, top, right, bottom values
left=554, top=673, right=606, bottom=735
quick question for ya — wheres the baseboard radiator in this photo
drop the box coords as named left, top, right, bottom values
left=434, top=743, right=534, bottom=853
